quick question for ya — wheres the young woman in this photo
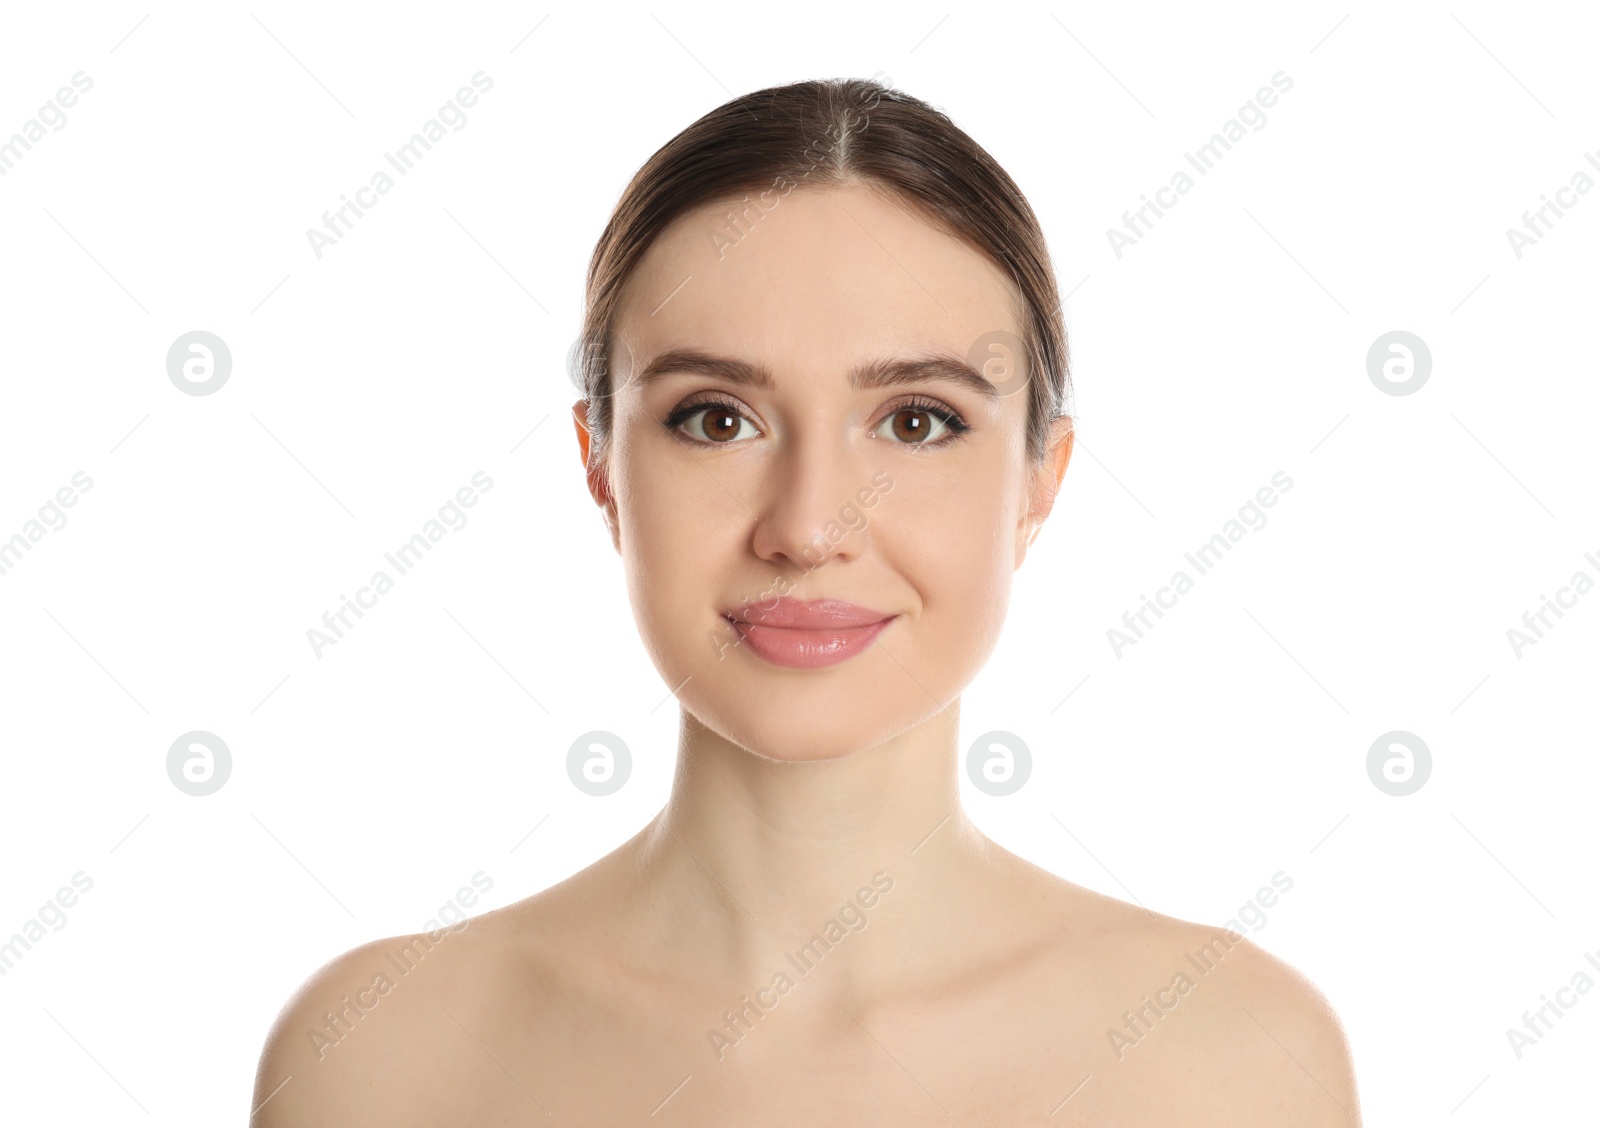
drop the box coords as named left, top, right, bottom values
left=254, top=77, right=1360, bottom=1125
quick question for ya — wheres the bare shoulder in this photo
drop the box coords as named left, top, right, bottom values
left=250, top=910, right=547, bottom=1127
left=1114, top=916, right=1357, bottom=1122
left=1189, top=928, right=1362, bottom=1125
left=1010, top=862, right=1361, bottom=1124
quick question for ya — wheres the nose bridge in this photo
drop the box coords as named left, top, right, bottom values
left=752, top=413, right=863, bottom=570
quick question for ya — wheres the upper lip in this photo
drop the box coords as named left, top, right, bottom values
left=723, top=597, right=894, bottom=629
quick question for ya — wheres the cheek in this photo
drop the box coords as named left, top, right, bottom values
left=879, top=467, right=1017, bottom=652
left=945, top=517, right=1014, bottom=647
left=614, top=444, right=739, bottom=663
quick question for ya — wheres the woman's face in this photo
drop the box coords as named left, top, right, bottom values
left=575, top=181, right=1070, bottom=762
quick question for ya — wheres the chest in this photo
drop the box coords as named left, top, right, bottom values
left=453, top=978, right=1213, bottom=1126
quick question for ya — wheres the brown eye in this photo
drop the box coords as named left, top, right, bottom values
left=701, top=408, right=740, bottom=442
left=674, top=403, right=758, bottom=444
left=875, top=407, right=952, bottom=445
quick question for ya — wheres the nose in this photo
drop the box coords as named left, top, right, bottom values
left=748, top=424, right=871, bottom=575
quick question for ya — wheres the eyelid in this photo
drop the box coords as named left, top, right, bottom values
left=665, top=391, right=970, bottom=446
left=665, top=394, right=763, bottom=434
left=871, top=395, right=970, bottom=447
left=874, top=393, right=967, bottom=428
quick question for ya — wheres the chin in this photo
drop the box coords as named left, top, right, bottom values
left=698, top=716, right=891, bottom=763
left=684, top=676, right=951, bottom=763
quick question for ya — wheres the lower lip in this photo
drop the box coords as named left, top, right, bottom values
left=727, top=616, right=895, bottom=669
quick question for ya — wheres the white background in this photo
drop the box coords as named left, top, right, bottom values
left=1, top=1, right=1596, bottom=1123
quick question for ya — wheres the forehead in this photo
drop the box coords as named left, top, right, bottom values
left=612, top=182, right=1024, bottom=380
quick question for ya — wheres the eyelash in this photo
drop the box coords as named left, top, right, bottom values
left=663, top=395, right=972, bottom=450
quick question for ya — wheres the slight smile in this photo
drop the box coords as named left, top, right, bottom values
left=721, top=598, right=897, bottom=669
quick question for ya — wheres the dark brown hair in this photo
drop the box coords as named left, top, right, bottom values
left=574, top=76, right=1073, bottom=471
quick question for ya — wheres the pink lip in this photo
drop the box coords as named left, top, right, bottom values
left=722, top=597, right=896, bottom=669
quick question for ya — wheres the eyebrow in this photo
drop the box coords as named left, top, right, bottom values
left=632, top=347, right=1002, bottom=402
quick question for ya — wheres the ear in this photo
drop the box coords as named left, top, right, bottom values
left=571, top=400, right=621, bottom=553
left=1015, top=415, right=1074, bottom=569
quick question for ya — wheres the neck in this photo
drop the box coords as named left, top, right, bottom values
left=624, top=704, right=1014, bottom=1000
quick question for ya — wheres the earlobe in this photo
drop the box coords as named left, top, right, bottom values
left=599, top=496, right=621, bottom=554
